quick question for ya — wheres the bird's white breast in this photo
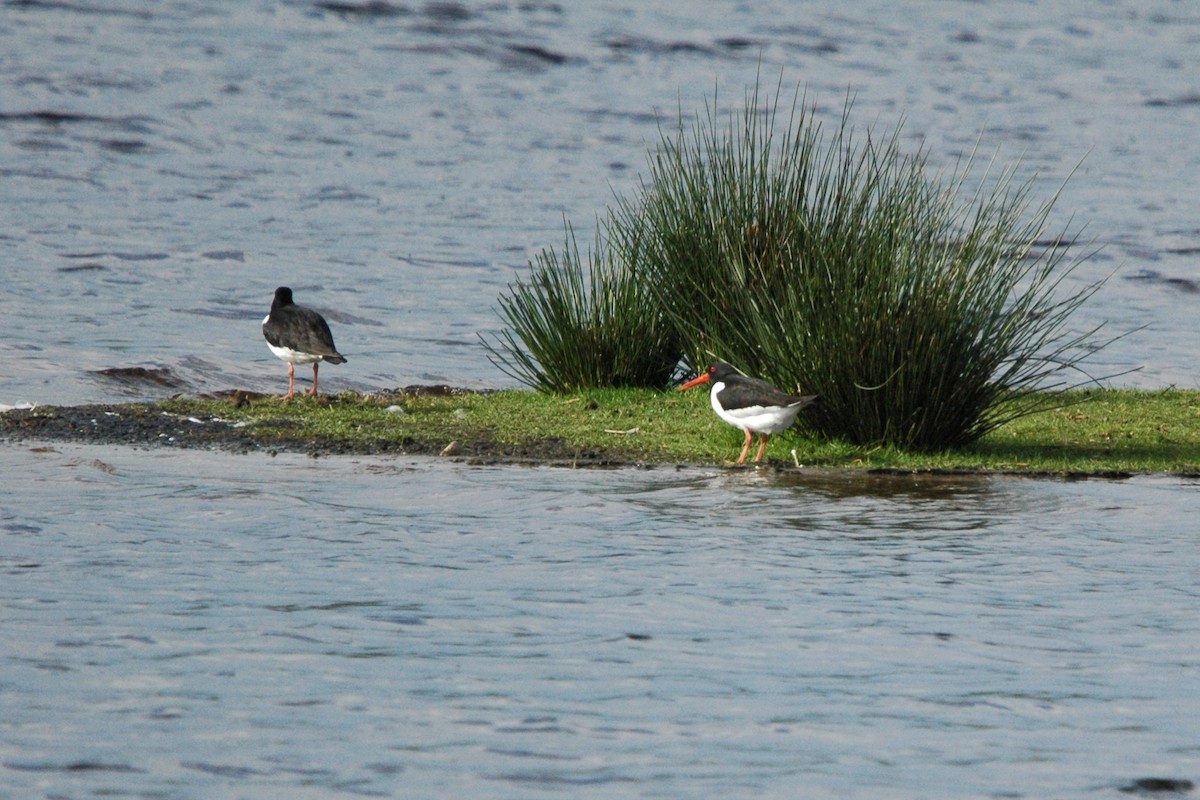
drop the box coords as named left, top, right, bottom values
left=265, top=341, right=323, bottom=365
left=710, top=380, right=805, bottom=434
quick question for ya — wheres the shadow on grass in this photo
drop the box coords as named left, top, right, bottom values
left=964, top=438, right=1200, bottom=473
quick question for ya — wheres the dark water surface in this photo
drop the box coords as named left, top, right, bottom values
left=4, top=2, right=1200, bottom=798
left=3, top=444, right=1199, bottom=798
left=2, top=1, right=1199, bottom=402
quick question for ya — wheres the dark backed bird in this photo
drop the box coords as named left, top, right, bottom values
left=262, top=286, right=346, bottom=399
left=680, top=361, right=817, bottom=464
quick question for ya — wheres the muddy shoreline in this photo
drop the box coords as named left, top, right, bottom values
left=1, top=391, right=1151, bottom=480
left=0, top=391, right=653, bottom=468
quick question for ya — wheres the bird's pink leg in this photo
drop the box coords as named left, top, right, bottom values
left=283, top=362, right=297, bottom=400
left=735, top=429, right=754, bottom=464
left=754, top=434, right=770, bottom=463
left=308, top=362, right=320, bottom=397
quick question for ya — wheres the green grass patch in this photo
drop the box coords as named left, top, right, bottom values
left=144, top=388, right=1200, bottom=475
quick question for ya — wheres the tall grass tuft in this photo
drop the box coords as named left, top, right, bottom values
left=484, top=78, right=1111, bottom=451
left=481, top=222, right=681, bottom=393
left=612, top=83, right=1107, bottom=451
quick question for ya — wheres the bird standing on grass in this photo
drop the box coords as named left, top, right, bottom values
left=680, top=361, right=817, bottom=464
left=262, top=286, right=346, bottom=400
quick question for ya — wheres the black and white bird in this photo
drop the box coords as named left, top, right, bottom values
left=680, top=361, right=817, bottom=464
left=261, top=286, right=346, bottom=399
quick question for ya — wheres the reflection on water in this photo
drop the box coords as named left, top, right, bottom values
left=3, top=444, right=1198, bottom=798
left=626, top=467, right=1039, bottom=541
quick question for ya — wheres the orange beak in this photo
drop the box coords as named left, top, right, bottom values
left=679, top=373, right=711, bottom=391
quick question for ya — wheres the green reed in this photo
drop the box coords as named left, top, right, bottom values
left=613, top=82, right=1108, bottom=451
left=485, top=78, right=1110, bottom=451
left=481, top=222, right=680, bottom=393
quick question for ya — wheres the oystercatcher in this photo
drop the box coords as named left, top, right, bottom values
left=680, top=361, right=817, bottom=464
left=262, top=286, right=347, bottom=399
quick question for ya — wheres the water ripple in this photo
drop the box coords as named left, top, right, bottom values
left=7, top=445, right=1196, bottom=797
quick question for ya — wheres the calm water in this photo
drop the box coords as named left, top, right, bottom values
left=3, top=2, right=1200, bottom=798
left=3, top=444, right=1200, bottom=799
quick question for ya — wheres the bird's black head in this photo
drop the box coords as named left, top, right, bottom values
left=705, top=362, right=741, bottom=382
left=680, top=361, right=740, bottom=391
left=272, top=286, right=294, bottom=309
